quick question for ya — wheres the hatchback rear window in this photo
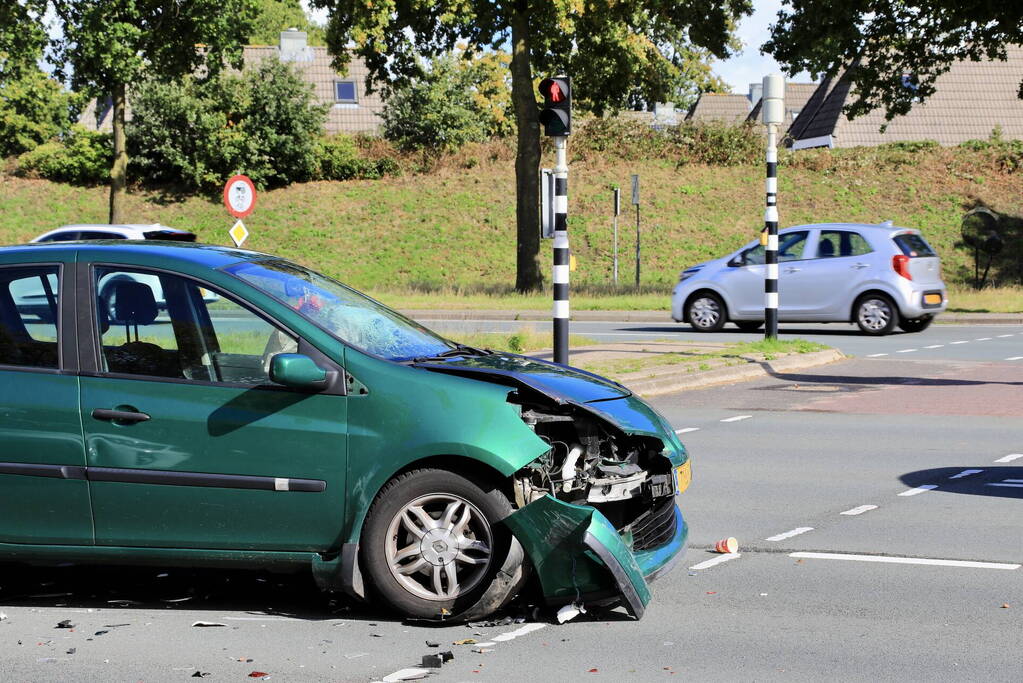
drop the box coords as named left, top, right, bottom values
left=893, top=233, right=936, bottom=257
left=143, top=230, right=196, bottom=242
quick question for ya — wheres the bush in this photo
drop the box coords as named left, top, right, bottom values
left=313, top=135, right=397, bottom=180
left=572, top=116, right=761, bottom=166
left=0, top=67, right=72, bottom=158
left=128, top=58, right=327, bottom=190
left=16, top=125, right=111, bottom=183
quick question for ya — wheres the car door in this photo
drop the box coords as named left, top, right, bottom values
left=78, top=264, right=348, bottom=552
left=0, top=260, right=94, bottom=545
left=722, top=230, right=809, bottom=317
left=784, top=229, right=874, bottom=318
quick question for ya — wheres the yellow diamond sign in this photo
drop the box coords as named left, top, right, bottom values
left=229, top=219, right=249, bottom=248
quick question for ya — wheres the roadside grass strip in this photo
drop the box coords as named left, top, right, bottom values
left=690, top=553, right=742, bottom=571
left=898, top=484, right=938, bottom=496
left=994, top=453, right=1023, bottom=463
left=765, top=527, right=814, bottom=541
left=840, top=505, right=878, bottom=516
left=788, top=552, right=1021, bottom=570
left=719, top=414, right=752, bottom=423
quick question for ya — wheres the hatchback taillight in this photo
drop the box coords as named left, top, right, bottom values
left=892, top=254, right=912, bottom=280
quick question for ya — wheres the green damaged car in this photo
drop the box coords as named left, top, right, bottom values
left=0, top=242, right=690, bottom=621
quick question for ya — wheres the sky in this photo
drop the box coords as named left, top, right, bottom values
left=303, top=1, right=812, bottom=95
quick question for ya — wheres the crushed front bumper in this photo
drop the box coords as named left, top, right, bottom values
left=503, top=494, right=688, bottom=620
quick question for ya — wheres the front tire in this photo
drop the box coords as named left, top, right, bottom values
left=898, top=316, right=933, bottom=333
left=361, top=469, right=526, bottom=621
left=686, top=292, right=727, bottom=332
left=855, top=294, right=899, bottom=335
left=734, top=320, right=763, bottom=332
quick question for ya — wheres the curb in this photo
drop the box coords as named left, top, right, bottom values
left=622, top=348, right=846, bottom=397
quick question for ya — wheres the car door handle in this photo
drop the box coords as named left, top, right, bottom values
left=783, top=266, right=801, bottom=273
left=852, top=263, right=870, bottom=269
left=91, top=408, right=151, bottom=424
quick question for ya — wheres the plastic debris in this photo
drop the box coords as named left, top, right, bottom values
left=191, top=672, right=211, bottom=678
left=94, top=630, right=110, bottom=636
left=382, top=669, right=430, bottom=682
left=714, top=537, right=738, bottom=554
left=247, top=672, right=270, bottom=679
left=0, top=611, right=7, bottom=621
left=472, top=648, right=494, bottom=654
left=191, top=621, right=227, bottom=628
left=343, top=653, right=368, bottom=660
left=440, top=651, right=454, bottom=663
left=1002, top=603, right=1010, bottom=609
left=453, top=638, right=477, bottom=645
left=55, top=620, right=74, bottom=629
left=66, top=648, right=76, bottom=655
left=421, top=654, right=444, bottom=668
left=425, top=640, right=440, bottom=648
left=556, top=603, right=586, bottom=624
left=588, top=668, right=599, bottom=673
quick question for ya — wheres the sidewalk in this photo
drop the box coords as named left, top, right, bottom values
left=402, top=309, right=1023, bottom=325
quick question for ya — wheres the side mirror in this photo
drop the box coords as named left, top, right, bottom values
left=728, top=252, right=745, bottom=267
left=270, top=353, right=328, bottom=390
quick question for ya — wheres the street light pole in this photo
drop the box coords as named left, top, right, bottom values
left=761, top=73, right=785, bottom=340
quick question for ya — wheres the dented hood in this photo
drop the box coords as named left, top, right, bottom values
left=413, top=352, right=631, bottom=403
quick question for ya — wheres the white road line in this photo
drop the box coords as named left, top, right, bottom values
left=720, top=414, right=752, bottom=423
left=950, top=341, right=969, bottom=345
left=789, top=552, right=1021, bottom=570
left=995, top=454, right=1023, bottom=463
left=840, top=505, right=878, bottom=516
left=975, top=337, right=993, bottom=341
left=898, top=484, right=938, bottom=496
left=896, top=348, right=917, bottom=353
left=923, top=344, right=944, bottom=349
left=948, top=469, right=983, bottom=479
left=674, top=427, right=700, bottom=434
left=1006, top=356, right=1023, bottom=361
left=690, top=553, right=742, bottom=570
left=866, top=353, right=888, bottom=357
left=765, top=527, right=814, bottom=541
left=988, top=483, right=1023, bottom=488
left=997, top=334, right=1014, bottom=338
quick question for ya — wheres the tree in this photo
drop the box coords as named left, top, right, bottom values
left=48, top=1, right=257, bottom=222
left=0, top=67, right=73, bottom=158
left=381, top=51, right=513, bottom=152
left=248, top=0, right=327, bottom=47
left=764, top=2, right=1023, bottom=121
left=312, top=0, right=749, bottom=292
left=0, top=2, right=48, bottom=83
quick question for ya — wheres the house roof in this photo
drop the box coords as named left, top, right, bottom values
left=746, top=82, right=819, bottom=128
left=685, top=93, right=751, bottom=122
left=788, top=47, right=1023, bottom=148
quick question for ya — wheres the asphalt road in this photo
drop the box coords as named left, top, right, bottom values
left=2, top=333, right=1021, bottom=681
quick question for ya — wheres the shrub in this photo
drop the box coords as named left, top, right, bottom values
left=0, top=67, right=72, bottom=158
left=670, top=120, right=761, bottom=165
left=16, top=125, right=111, bottom=183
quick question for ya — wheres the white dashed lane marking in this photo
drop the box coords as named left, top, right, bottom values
left=1007, top=356, right=1023, bottom=361
left=674, top=427, right=700, bottom=434
left=840, top=505, right=878, bottom=516
left=898, top=485, right=938, bottom=497
left=923, top=344, right=944, bottom=349
left=789, top=552, right=1021, bottom=571
left=896, top=348, right=917, bottom=353
left=765, top=527, right=814, bottom=541
left=720, top=415, right=752, bottom=423
left=995, top=453, right=1023, bottom=463
left=690, top=553, right=742, bottom=571
left=975, top=337, right=993, bottom=341
left=866, top=353, right=888, bottom=357
left=950, top=341, right=969, bottom=345
left=997, top=334, right=1014, bottom=338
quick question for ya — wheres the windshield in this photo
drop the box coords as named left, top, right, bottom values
left=224, top=259, right=455, bottom=361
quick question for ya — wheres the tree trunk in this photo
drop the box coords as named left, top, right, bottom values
left=510, top=5, right=543, bottom=293
left=108, top=81, right=127, bottom=224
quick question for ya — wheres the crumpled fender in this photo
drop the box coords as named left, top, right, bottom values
left=501, top=495, right=651, bottom=619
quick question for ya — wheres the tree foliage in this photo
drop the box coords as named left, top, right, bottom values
left=0, top=67, right=73, bottom=157
left=128, top=58, right=327, bottom=190
left=764, top=1, right=1023, bottom=120
left=0, top=1, right=48, bottom=83
left=381, top=51, right=513, bottom=152
left=312, top=0, right=749, bottom=291
left=248, top=0, right=327, bottom=46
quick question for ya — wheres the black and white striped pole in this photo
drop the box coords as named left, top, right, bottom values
left=761, top=73, right=785, bottom=340
left=538, top=76, right=572, bottom=364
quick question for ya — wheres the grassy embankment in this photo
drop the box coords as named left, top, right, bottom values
left=2, top=141, right=1022, bottom=312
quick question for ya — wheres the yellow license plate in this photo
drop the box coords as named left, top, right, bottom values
left=924, top=293, right=942, bottom=305
left=675, top=461, right=691, bottom=495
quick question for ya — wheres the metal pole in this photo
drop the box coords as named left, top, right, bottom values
left=765, top=122, right=778, bottom=339
left=612, top=188, right=620, bottom=286
left=634, top=204, right=641, bottom=288
left=552, top=136, right=570, bottom=365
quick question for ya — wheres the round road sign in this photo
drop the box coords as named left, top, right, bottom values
left=223, top=174, right=257, bottom=218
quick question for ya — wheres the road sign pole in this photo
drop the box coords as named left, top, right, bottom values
left=612, top=188, right=620, bottom=286
left=761, top=74, right=785, bottom=340
left=631, top=175, right=640, bottom=287
left=552, top=136, right=570, bottom=365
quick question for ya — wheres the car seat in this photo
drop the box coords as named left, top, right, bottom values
left=104, top=281, right=181, bottom=378
left=818, top=240, right=835, bottom=257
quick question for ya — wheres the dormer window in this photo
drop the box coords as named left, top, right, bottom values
left=335, top=80, right=358, bottom=104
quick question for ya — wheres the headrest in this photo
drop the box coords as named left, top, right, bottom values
left=97, top=298, right=110, bottom=335
left=819, top=240, right=835, bottom=257
left=112, top=281, right=158, bottom=326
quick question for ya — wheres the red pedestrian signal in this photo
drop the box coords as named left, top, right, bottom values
left=538, top=77, right=571, bottom=136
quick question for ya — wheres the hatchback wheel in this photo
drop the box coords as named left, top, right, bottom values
left=733, top=320, right=763, bottom=332
left=898, top=316, right=933, bottom=333
left=855, top=294, right=899, bottom=335
left=361, top=469, right=527, bottom=621
left=686, top=292, right=726, bottom=332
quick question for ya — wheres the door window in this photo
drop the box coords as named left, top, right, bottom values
left=742, top=231, right=809, bottom=265
left=95, top=268, right=297, bottom=385
left=816, top=230, right=872, bottom=258
left=0, top=266, right=60, bottom=368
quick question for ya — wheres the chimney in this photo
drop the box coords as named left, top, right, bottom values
left=279, top=29, right=310, bottom=62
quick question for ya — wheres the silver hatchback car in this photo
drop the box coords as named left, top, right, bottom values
left=671, top=222, right=947, bottom=335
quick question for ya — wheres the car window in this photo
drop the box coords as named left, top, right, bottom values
left=816, top=230, right=873, bottom=258
left=0, top=266, right=60, bottom=369
left=79, top=231, right=126, bottom=240
left=37, top=232, right=79, bottom=242
left=892, top=233, right=936, bottom=258
left=742, top=231, right=809, bottom=265
left=95, top=267, right=296, bottom=385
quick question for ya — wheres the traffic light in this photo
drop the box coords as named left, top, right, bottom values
left=538, top=76, right=571, bottom=136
